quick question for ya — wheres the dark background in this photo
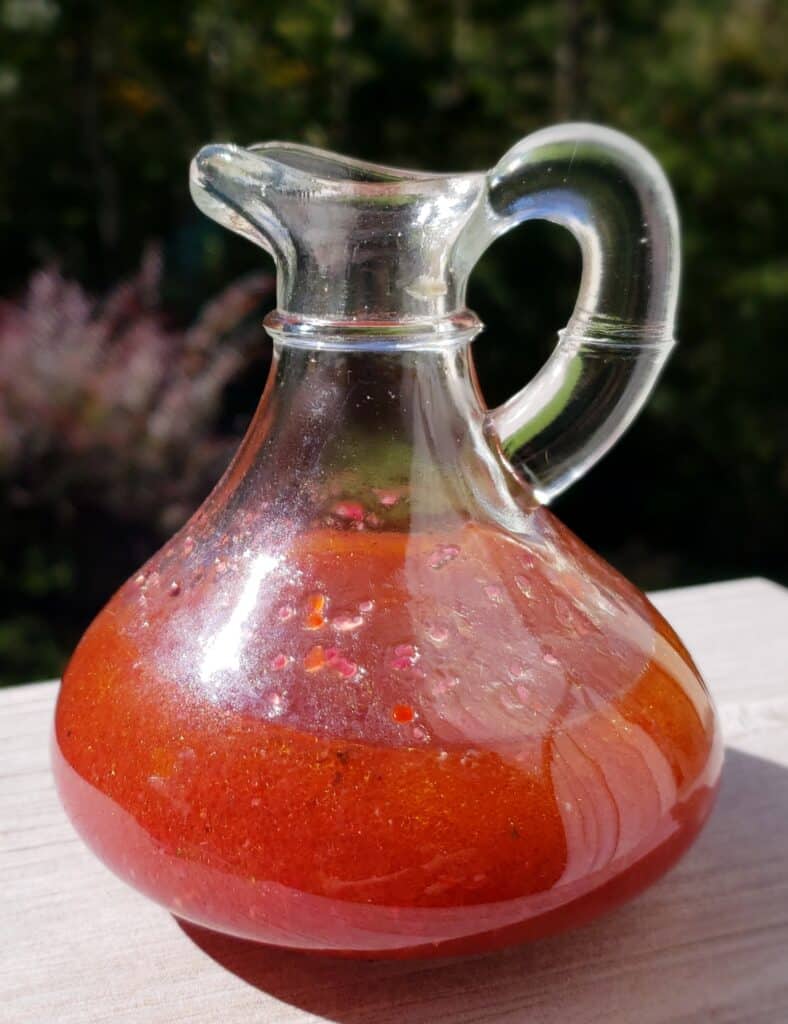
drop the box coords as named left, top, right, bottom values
left=1, top=0, right=786, bottom=684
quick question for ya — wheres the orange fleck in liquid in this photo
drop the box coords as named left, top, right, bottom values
left=304, top=593, right=326, bottom=629
left=392, top=704, right=415, bottom=724
left=303, top=646, right=326, bottom=672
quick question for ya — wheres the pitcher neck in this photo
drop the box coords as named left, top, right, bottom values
left=263, top=335, right=487, bottom=428
left=190, top=143, right=492, bottom=323
left=214, top=330, right=535, bottom=536
left=263, top=308, right=483, bottom=350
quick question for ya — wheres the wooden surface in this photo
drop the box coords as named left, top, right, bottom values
left=2, top=577, right=788, bottom=1023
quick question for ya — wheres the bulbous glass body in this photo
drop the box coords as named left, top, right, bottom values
left=54, top=342, right=721, bottom=958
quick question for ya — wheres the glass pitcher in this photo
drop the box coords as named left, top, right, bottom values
left=53, top=123, right=722, bottom=959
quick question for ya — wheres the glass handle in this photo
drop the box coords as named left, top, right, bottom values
left=485, top=123, right=679, bottom=503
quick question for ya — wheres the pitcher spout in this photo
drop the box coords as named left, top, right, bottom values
left=190, top=143, right=295, bottom=265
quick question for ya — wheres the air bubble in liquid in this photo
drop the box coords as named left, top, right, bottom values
left=428, top=544, right=460, bottom=570
left=392, top=643, right=418, bottom=670
left=333, top=613, right=364, bottom=632
left=333, top=501, right=365, bottom=522
left=425, top=623, right=449, bottom=645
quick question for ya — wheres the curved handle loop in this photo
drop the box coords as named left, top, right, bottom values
left=485, top=123, right=679, bottom=503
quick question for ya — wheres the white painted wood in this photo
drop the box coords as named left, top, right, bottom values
left=2, top=577, right=787, bottom=1024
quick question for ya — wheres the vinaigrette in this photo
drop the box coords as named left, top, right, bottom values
left=55, top=518, right=720, bottom=956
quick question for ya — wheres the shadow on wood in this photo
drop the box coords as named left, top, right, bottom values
left=178, top=748, right=788, bottom=1023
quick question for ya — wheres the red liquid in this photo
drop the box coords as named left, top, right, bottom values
left=54, top=514, right=721, bottom=957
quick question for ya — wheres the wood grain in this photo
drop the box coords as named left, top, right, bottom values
left=2, top=577, right=787, bottom=1024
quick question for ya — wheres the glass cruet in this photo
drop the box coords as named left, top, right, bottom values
left=53, top=123, right=722, bottom=959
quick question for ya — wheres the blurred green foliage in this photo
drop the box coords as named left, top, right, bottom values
left=0, top=0, right=786, bottom=683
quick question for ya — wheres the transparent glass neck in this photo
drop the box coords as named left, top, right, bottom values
left=209, top=339, right=535, bottom=538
